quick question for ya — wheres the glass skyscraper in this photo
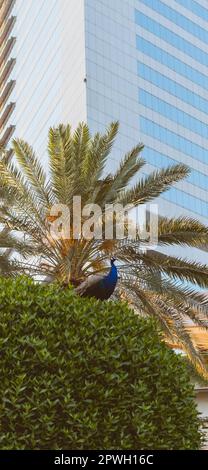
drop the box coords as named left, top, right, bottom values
left=136, top=0, right=208, bottom=224
left=2, top=0, right=208, bottom=234
left=86, top=0, right=208, bottom=227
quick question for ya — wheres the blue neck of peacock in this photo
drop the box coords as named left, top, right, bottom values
left=105, top=264, right=118, bottom=288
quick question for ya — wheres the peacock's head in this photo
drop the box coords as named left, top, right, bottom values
left=110, top=256, right=116, bottom=266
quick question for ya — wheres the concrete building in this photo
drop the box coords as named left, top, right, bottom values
left=0, top=0, right=16, bottom=147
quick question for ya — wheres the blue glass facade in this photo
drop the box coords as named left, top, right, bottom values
left=172, top=0, right=208, bottom=23
left=137, top=63, right=208, bottom=114
left=136, top=11, right=208, bottom=66
left=136, top=0, right=208, bottom=219
left=136, top=36, right=208, bottom=88
left=140, top=118, right=207, bottom=164
left=143, top=147, right=208, bottom=191
left=139, top=0, right=208, bottom=41
left=139, top=89, right=208, bottom=137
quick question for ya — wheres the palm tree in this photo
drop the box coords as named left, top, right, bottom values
left=0, top=228, right=16, bottom=276
left=0, top=166, right=34, bottom=277
left=1, top=122, right=208, bottom=377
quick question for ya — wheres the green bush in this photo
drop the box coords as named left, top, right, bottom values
left=0, top=277, right=202, bottom=449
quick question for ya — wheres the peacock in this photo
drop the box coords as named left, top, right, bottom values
left=75, top=257, right=118, bottom=300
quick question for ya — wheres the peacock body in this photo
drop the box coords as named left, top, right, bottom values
left=75, top=258, right=118, bottom=300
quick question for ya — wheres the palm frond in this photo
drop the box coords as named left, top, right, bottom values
left=104, top=143, right=145, bottom=203
left=48, top=124, right=72, bottom=203
left=139, top=250, right=208, bottom=289
left=157, top=216, right=208, bottom=248
left=90, top=121, right=119, bottom=176
left=117, top=164, right=190, bottom=206
left=83, top=121, right=119, bottom=195
left=12, top=139, right=50, bottom=206
left=120, top=280, right=208, bottom=379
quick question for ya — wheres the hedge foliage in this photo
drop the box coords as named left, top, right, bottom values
left=0, top=277, right=202, bottom=449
